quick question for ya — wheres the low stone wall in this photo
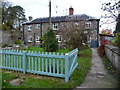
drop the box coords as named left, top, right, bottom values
left=105, top=45, right=120, bottom=72
left=0, top=30, right=22, bottom=47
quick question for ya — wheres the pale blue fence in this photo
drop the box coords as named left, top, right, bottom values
left=0, top=49, right=78, bottom=82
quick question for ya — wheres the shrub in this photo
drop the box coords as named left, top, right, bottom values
left=113, top=33, right=120, bottom=48
left=39, top=37, right=44, bottom=47
left=2, top=44, right=8, bottom=48
left=43, top=28, right=58, bottom=52
left=15, top=40, right=22, bottom=45
left=40, top=37, right=44, bottom=41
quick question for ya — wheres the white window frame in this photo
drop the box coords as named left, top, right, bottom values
left=85, top=21, right=91, bottom=29
left=28, top=25, right=32, bottom=31
left=36, top=36, right=40, bottom=42
left=53, top=23, right=58, bottom=30
left=84, top=31, right=87, bottom=34
left=36, top=24, right=40, bottom=29
left=28, top=36, right=32, bottom=42
left=56, top=35, right=62, bottom=42
left=74, top=23, right=79, bottom=29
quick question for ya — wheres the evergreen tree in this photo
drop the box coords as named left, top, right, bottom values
left=43, top=28, right=58, bottom=52
left=2, top=1, right=26, bottom=30
left=114, top=14, right=120, bottom=48
left=115, top=14, right=120, bottom=33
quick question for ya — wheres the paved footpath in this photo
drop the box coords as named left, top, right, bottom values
left=76, top=48, right=118, bottom=88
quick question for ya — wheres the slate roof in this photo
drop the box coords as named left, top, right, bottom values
left=23, top=14, right=99, bottom=25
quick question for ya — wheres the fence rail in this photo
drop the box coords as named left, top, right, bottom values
left=0, top=48, right=78, bottom=82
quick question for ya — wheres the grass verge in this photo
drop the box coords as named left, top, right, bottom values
left=101, top=55, right=118, bottom=76
left=98, top=49, right=120, bottom=78
left=2, top=48, right=92, bottom=88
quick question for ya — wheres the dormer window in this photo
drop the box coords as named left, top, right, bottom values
left=36, top=24, right=40, bottom=29
left=85, top=21, right=91, bottom=29
left=28, top=25, right=32, bottom=31
left=53, top=23, right=58, bottom=30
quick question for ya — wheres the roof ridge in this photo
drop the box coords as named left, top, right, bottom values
left=23, top=14, right=99, bottom=25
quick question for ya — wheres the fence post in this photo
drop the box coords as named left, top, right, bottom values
left=65, top=53, right=69, bottom=82
left=23, top=51, right=27, bottom=74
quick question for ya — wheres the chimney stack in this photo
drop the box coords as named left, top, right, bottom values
left=69, top=6, right=74, bottom=15
left=29, top=16, right=33, bottom=21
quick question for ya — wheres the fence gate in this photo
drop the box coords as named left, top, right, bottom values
left=65, top=48, right=78, bottom=82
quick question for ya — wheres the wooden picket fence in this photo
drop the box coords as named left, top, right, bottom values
left=0, top=48, right=78, bottom=82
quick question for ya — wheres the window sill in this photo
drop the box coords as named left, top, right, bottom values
left=28, top=41, right=32, bottom=43
left=28, top=30, right=32, bottom=31
left=53, top=29, right=58, bottom=31
left=85, top=28, right=91, bottom=29
left=58, top=41, right=61, bottom=43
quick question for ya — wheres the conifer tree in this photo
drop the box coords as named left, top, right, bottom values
left=43, top=28, right=58, bottom=52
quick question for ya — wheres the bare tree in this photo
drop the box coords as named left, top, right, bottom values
left=101, top=0, right=120, bottom=26
left=60, top=22, right=87, bottom=50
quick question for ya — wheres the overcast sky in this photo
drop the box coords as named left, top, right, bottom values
left=8, top=0, right=115, bottom=32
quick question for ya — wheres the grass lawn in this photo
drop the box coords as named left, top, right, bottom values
left=22, top=46, right=70, bottom=53
left=1, top=47, right=92, bottom=88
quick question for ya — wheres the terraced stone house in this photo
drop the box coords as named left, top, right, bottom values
left=22, top=7, right=100, bottom=47
left=0, top=30, right=2, bottom=47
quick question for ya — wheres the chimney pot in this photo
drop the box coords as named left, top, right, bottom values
left=29, top=16, right=33, bottom=21
left=69, top=7, right=74, bottom=15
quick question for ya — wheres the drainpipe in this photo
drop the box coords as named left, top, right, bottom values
left=34, top=33, right=36, bottom=45
left=40, top=23, right=42, bottom=47
left=23, top=24, right=25, bottom=43
left=49, top=0, right=52, bottom=29
left=97, top=19, right=100, bottom=47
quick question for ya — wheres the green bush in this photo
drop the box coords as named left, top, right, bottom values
left=43, top=28, right=58, bottom=52
left=40, top=37, right=44, bottom=41
left=2, top=44, right=8, bottom=48
left=15, top=40, right=22, bottom=45
left=114, top=33, right=120, bottom=48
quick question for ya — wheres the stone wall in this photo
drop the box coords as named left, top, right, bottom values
left=2, top=31, right=13, bottom=45
left=24, top=24, right=41, bottom=46
left=105, top=45, right=120, bottom=72
left=0, top=30, right=2, bottom=47
left=23, top=20, right=99, bottom=46
left=0, top=30, right=22, bottom=47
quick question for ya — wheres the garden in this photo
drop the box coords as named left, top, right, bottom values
left=1, top=47, right=92, bottom=88
left=1, top=28, right=92, bottom=88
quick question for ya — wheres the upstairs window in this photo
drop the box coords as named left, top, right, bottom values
left=84, top=31, right=87, bottom=34
left=36, top=36, right=40, bottom=42
left=53, top=23, right=58, bottom=30
left=28, top=25, right=32, bottom=31
left=36, top=24, right=40, bottom=29
left=56, top=35, right=62, bottom=42
left=28, top=36, right=32, bottom=42
left=85, top=21, right=91, bottom=29
left=74, top=23, right=79, bottom=29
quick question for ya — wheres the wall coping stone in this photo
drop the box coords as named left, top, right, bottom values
left=105, top=45, right=120, bottom=56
